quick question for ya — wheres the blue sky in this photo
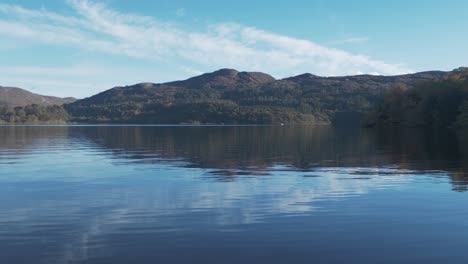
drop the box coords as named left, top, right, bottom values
left=1, top=0, right=467, bottom=98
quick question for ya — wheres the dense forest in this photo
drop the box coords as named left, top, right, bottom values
left=365, top=68, right=468, bottom=128
left=0, top=104, right=69, bottom=124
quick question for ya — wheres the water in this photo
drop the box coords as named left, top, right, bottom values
left=1, top=125, right=468, bottom=263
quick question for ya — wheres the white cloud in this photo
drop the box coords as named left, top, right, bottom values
left=176, top=8, right=185, bottom=17
left=0, top=66, right=99, bottom=76
left=328, top=36, right=370, bottom=46
left=0, top=0, right=411, bottom=96
left=344, top=36, right=370, bottom=43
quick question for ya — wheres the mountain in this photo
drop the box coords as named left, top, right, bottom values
left=65, top=68, right=449, bottom=124
left=0, top=86, right=76, bottom=107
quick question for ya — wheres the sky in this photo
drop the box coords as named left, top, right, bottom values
left=1, top=0, right=468, bottom=98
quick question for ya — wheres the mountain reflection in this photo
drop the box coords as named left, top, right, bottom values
left=81, top=126, right=468, bottom=189
left=1, top=125, right=468, bottom=190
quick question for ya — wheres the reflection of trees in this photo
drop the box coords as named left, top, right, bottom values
left=368, top=128, right=468, bottom=191
left=74, top=126, right=468, bottom=190
left=73, top=126, right=382, bottom=170
left=1, top=125, right=468, bottom=190
left=0, top=126, right=70, bottom=162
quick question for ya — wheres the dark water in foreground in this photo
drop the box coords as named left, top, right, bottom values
left=1, top=125, right=468, bottom=264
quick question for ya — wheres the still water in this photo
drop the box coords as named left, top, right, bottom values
left=1, top=125, right=468, bottom=263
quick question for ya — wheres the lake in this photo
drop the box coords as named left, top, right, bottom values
left=1, top=125, right=468, bottom=263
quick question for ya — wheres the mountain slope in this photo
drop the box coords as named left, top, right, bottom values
left=65, top=69, right=449, bottom=124
left=0, top=86, right=76, bottom=107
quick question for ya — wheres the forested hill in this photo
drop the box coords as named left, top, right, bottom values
left=0, top=86, right=75, bottom=124
left=65, top=69, right=447, bottom=124
left=0, top=86, right=76, bottom=107
left=365, top=67, right=468, bottom=128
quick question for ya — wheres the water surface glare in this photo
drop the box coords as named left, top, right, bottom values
left=1, top=125, right=468, bottom=263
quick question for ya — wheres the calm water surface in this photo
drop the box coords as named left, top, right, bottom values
left=1, top=125, right=468, bottom=263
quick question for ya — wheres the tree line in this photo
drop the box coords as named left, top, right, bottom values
left=0, top=104, right=69, bottom=124
left=365, top=68, right=468, bottom=128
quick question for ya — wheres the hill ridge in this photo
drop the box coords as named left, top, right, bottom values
left=0, top=86, right=76, bottom=107
left=64, top=68, right=453, bottom=124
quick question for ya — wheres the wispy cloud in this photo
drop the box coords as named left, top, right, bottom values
left=176, top=8, right=185, bottom=17
left=0, top=0, right=410, bottom=97
left=343, top=36, right=370, bottom=44
left=0, top=65, right=99, bottom=76
left=328, top=36, right=370, bottom=46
